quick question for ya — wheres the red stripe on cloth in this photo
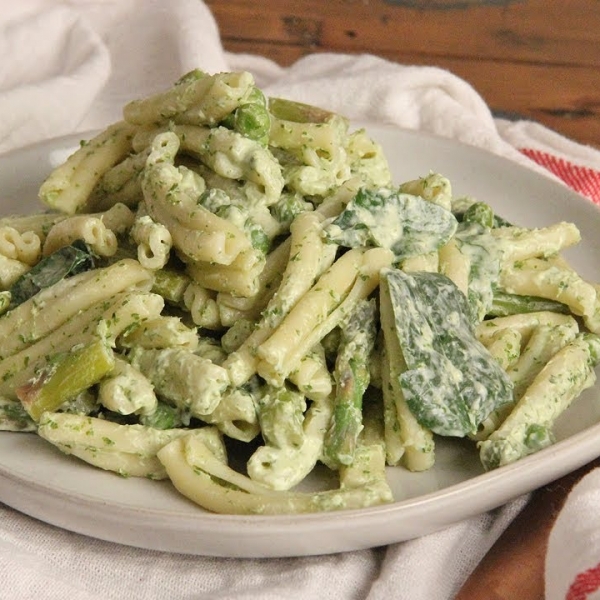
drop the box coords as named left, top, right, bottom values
left=519, top=148, right=600, bottom=205
left=566, top=562, right=600, bottom=600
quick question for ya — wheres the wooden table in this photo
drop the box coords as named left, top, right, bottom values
left=206, top=0, right=600, bottom=149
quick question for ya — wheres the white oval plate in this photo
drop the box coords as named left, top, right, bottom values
left=1, top=125, right=600, bottom=558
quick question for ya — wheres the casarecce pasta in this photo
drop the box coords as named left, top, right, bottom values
left=1, top=68, right=600, bottom=514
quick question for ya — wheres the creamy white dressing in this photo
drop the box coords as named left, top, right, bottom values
left=324, top=187, right=457, bottom=260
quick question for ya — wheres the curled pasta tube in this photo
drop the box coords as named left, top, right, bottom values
left=217, top=239, right=290, bottom=327
left=130, top=215, right=172, bottom=270
left=197, top=387, right=260, bottom=443
left=182, top=282, right=220, bottom=330
left=475, top=310, right=577, bottom=347
left=141, top=132, right=252, bottom=266
left=482, top=327, right=522, bottom=371
left=494, top=221, right=581, bottom=264
left=439, top=237, right=470, bottom=297
left=247, top=395, right=333, bottom=491
left=269, top=112, right=348, bottom=165
left=345, top=128, right=392, bottom=188
left=399, top=172, right=452, bottom=211
left=123, top=70, right=255, bottom=127
left=499, top=257, right=597, bottom=318
left=42, top=215, right=118, bottom=257
left=157, top=433, right=393, bottom=515
left=86, top=147, right=151, bottom=211
left=473, top=321, right=578, bottom=441
left=98, top=356, right=158, bottom=416
left=0, top=259, right=153, bottom=360
left=508, top=320, right=579, bottom=401
left=38, top=413, right=226, bottom=480
left=136, top=124, right=284, bottom=206
left=0, top=291, right=164, bottom=398
left=288, top=344, right=333, bottom=401
left=380, top=345, right=407, bottom=466
left=129, top=346, right=229, bottom=416
left=185, top=248, right=266, bottom=298
left=224, top=212, right=335, bottom=386
left=479, top=333, right=600, bottom=469
left=0, top=255, right=30, bottom=289
left=118, top=316, right=199, bottom=352
left=95, top=202, right=136, bottom=235
left=0, top=227, right=41, bottom=266
left=584, top=283, right=600, bottom=335
left=0, top=212, right=66, bottom=240
left=269, top=111, right=351, bottom=196
left=38, top=121, right=137, bottom=214
left=257, top=247, right=393, bottom=387
left=379, top=274, right=435, bottom=472
left=185, top=124, right=284, bottom=205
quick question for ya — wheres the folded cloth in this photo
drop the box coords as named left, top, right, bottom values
left=546, top=470, right=600, bottom=600
left=0, top=2, right=599, bottom=599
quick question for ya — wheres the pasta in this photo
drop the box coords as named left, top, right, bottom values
left=130, top=214, right=173, bottom=270
left=42, top=215, right=118, bottom=257
left=38, top=121, right=137, bottom=214
left=0, top=254, right=30, bottom=288
left=0, top=226, right=41, bottom=265
left=2, top=68, right=600, bottom=516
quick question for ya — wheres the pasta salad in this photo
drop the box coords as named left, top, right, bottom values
left=0, top=69, right=599, bottom=515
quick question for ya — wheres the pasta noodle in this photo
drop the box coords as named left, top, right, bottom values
left=130, top=214, right=173, bottom=270
left=43, top=215, right=118, bottom=257
left=39, top=121, right=137, bottom=214
left=0, top=227, right=41, bottom=265
left=0, top=254, right=30, bottom=289
left=123, top=70, right=255, bottom=127
left=0, top=259, right=153, bottom=359
left=141, top=132, right=253, bottom=266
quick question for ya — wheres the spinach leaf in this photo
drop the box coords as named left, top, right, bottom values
left=323, top=187, right=457, bottom=260
left=382, top=268, right=513, bottom=437
left=8, top=240, right=96, bottom=308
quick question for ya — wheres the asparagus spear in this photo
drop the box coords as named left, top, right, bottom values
left=489, top=290, right=570, bottom=318
left=151, top=267, right=191, bottom=306
left=324, top=299, right=377, bottom=467
left=16, top=338, right=115, bottom=421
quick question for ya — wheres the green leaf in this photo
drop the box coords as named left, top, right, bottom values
left=324, top=187, right=457, bottom=260
left=382, top=268, right=513, bottom=437
left=8, top=240, right=96, bottom=308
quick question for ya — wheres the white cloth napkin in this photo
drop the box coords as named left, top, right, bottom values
left=546, top=470, right=600, bottom=600
left=1, top=2, right=600, bottom=599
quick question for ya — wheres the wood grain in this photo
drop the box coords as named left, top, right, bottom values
left=205, top=0, right=600, bottom=148
left=455, top=456, right=600, bottom=600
